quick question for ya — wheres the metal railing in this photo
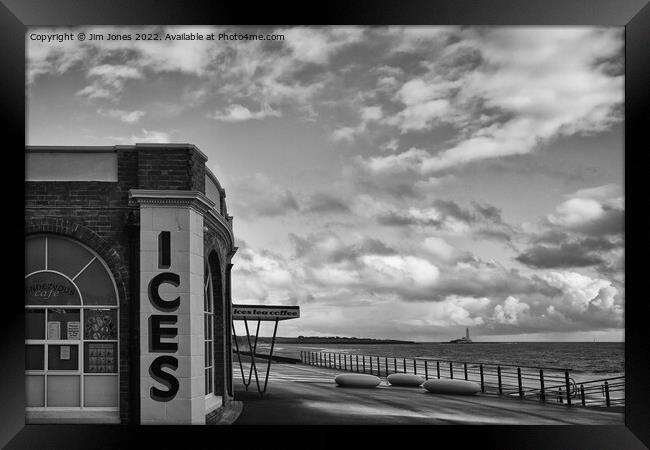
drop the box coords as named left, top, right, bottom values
left=299, top=351, right=624, bottom=408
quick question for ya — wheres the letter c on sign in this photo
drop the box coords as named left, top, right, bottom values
left=149, top=272, right=180, bottom=312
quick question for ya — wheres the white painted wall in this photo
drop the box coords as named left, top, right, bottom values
left=26, top=151, right=118, bottom=182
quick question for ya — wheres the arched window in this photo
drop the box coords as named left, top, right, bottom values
left=204, top=261, right=214, bottom=397
left=25, top=234, right=119, bottom=416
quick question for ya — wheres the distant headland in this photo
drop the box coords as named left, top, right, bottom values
left=234, top=335, right=416, bottom=344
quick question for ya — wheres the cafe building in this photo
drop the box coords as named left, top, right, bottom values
left=24, top=144, right=237, bottom=425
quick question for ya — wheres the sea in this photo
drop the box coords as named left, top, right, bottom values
left=266, top=342, right=624, bottom=383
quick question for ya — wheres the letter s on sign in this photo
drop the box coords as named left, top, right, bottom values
left=149, top=272, right=180, bottom=312
left=149, top=355, right=180, bottom=401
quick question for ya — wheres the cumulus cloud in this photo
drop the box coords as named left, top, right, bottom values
left=357, top=27, right=623, bottom=174
left=109, top=128, right=170, bottom=144
left=374, top=198, right=515, bottom=242
left=98, top=108, right=145, bottom=123
left=208, top=103, right=281, bottom=122
left=517, top=184, right=624, bottom=273
left=493, top=296, right=530, bottom=325
left=228, top=173, right=299, bottom=218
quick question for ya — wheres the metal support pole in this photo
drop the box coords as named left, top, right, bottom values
left=539, top=369, right=545, bottom=401
left=394, top=358, right=397, bottom=373
left=565, top=371, right=572, bottom=406
left=517, top=367, right=523, bottom=398
left=385, top=357, right=388, bottom=375
left=258, top=319, right=280, bottom=395
left=450, top=362, right=454, bottom=379
left=356, top=355, right=359, bottom=372
left=436, top=361, right=440, bottom=379
left=480, top=364, right=484, bottom=392
left=413, top=359, right=417, bottom=375
left=604, top=381, right=610, bottom=407
left=232, top=322, right=249, bottom=390
left=580, top=384, right=586, bottom=406
left=369, top=356, right=373, bottom=375
left=403, top=358, right=406, bottom=373
left=362, top=356, right=366, bottom=373
left=424, top=361, right=429, bottom=380
left=464, top=363, right=468, bottom=380
left=497, top=366, right=502, bottom=395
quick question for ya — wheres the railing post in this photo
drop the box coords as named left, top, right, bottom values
left=344, top=354, right=347, bottom=371
left=379, top=357, right=382, bottom=377
left=413, top=359, right=417, bottom=375
left=385, top=357, right=388, bottom=375
left=436, top=361, right=440, bottom=379
left=394, top=358, right=397, bottom=373
left=565, top=371, right=572, bottom=406
left=480, top=364, right=485, bottom=392
left=362, top=356, right=366, bottom=373
left=450, top=362, right=454, bottom=379
left=369, top=356, right=373, bottom=375
left=539, top=369, right=545, bottom=402
left=604, top=381, right=610, bottom=407
left=517, top=367, right=523, bottom=398
left=580, top=384, right=585, bottom=406
left=497, top=366, right=502, bottom=395
left=425, top=361, right=429, bottom=380
left=403, top=358, right=406, bottom=373
left=356, top=355, right=359, bottom=373
left=464, top=363, right=468, bottom=381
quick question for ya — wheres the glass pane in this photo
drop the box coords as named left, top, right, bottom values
left=47, top=375, right=80, bottom=406
left=25, top=236, right=45, bottom=275
left=74, top=259, right=116, bottom=305
left=84, top=342, right=117, bottom=373
left=84, top=309, right=117, bottom=340
left=204, top=369, right=209, bottom=395
left=25, top=345, right=44, bottom=370
left=84, top=375, right=118, bottom=407
left=47, top=236, right=94, bottom=279
left=26, top=375, right=45, bottom=407
left=25, top=309, right=45, bottom=340
left=47, top=309, right=81, bottom=340
left=207, top=316, right=212, bottom=340
left=48, top=345, right=79, bottom=371
left=25, top=272, right=81, bottom=306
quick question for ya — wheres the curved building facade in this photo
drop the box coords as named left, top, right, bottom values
left=24, top=144, right=236, bottom=424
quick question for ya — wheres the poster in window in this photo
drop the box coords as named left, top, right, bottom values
left=67, top=321, right=81, bottom=340
left=84, top=342, right=117, bottom=373
left=47, top=321, right=61, bottom=340
left=60, top=345, right=70, bottom=360
left=84, top=309, right=117, bottom=340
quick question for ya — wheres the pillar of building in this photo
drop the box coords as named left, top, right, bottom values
left=130, top=190, right=215, bottom=425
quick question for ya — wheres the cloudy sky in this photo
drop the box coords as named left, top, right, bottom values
left=27, top=26, right=624, bottom=341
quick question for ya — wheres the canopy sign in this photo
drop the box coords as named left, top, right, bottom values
left=232, top=304, right=300, bottom=321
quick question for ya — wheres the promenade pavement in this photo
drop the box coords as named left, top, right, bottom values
left=233, top=362, right=624, bottom=425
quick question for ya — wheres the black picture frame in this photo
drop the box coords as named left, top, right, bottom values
left=2, top=0, right=648, bottom=448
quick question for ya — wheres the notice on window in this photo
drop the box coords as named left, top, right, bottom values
left=60, top=345, right=70, bottom=360
left=67, top=321, right=81, bottom=340
left=47, top=321, right=61, bottom=340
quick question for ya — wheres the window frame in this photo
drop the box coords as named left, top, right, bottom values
left=25, top=234, right=120, bottom=413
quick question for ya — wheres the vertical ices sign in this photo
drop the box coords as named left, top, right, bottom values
left=148, top=231, right=180, bottom=401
